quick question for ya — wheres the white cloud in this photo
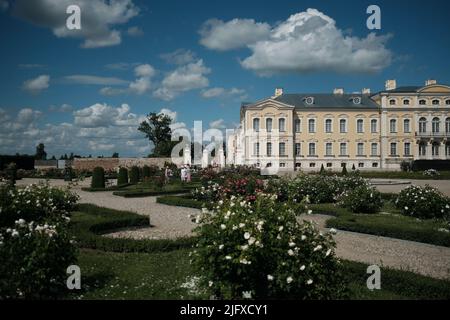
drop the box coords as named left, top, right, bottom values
left=154, top=59, right=210, bottom=101
left=209, top=119, right=226, bottom=129
left=88, top=141, right=115, bottom=151
left=160, top=49, right=196, bottom=65
left=74, top=103, right=139, bottom=128
left=17, top=108, right=42, bottom=124
left=201, top=9, right=392, bottom=75
left=158, top=108, right=177, bottom=122
left=199, top=18, right=270, bottom=51
left=22, top=75, right=50, bottom=93
left=127, top=26, right=144, bottom=37
left=12, top=0, right=140, bottom=48
left=129, top=77, right=151, bottom=94
left=99, top=64, right=156, bottom=95
left=134, top=64, right=155, bottom=78
left=201, top=87, right=246, bottom=99
left=65, top=75, right=128, bottom=86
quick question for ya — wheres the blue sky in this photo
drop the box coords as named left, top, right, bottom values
left=0, top=0, right=449, bottom=157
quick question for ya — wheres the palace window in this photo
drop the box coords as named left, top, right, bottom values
left=309, top=163, right=316, bottom=168
left=371, top=143, right=378, bottom=156
left=339, top=143, right=347, bottom=156
left=389, top=99, right=396, bottom=105
left=446, top=143, right=450, bottom=156
left=432, top=99, right=440, bottom=105
left=372, top=162, right=379, bottom=168
left=279, top=142, right=286, bottom=156
left=266, top=118, right=272, bottom=132
left=326, top=163, right=332, bottom=168
left=280, top=163, right=286, bottom=168
left=253, top=118, right=260, bottom=132
left=446, top=100, right=450, bottom=105
left=390, top=119, right=397, bottom=133
left=403, top=119, right=411, bottom=133
left=279, top=118, right=286, bottom=132
left=432, top=117, right=440, bottom=133
left=267, top=142, right=272, bottom=156
left=295, top=119, right=301, bottom=133
left=357, top=119, right=364, bottom=133
left=358, top=163, right=364, bottom=168
left=339, top=119, right=347, bottom=133
left=446, top=118, right=450, bottom=133
left=404, top=142, right=411, bottom=156
left=295, top=143, right=301, bottom=156
left=254, top=142, right=260, bottom=156
left=308, top=119, right=316, bottom=133
left=419, top=117, right=427, bottom=133
left=403, top=99, right=410, bottom=105
left=357, top=143, right=364, bottom=156
left=390, top=143, right=397, bottom=156
left=308, top=143, right=316, bottom=156
left=370, top=119, right=377, bottom=133
left=419, top=99, right=426, bottom=105
left=432, top=143, right=440, bottom=156
left=419, top=143, right=427, bottom=156
left=325, top=143, right=333, bottom=156
left=325, top=119, right=332, bottom=133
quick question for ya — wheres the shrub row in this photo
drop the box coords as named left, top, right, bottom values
left=156, top=195, right=204, bottom=209
left=112, top=189, right=190, bottom=198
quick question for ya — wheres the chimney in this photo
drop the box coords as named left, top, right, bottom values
left=362, top=88, right=371, bottom=95
left=425, top=79, right=437, bottom=86
left=274, top=88, right=283, bottom=98
left=333, top=88, right=344, bottom=95
left=385, top=79, right=396, bottom=91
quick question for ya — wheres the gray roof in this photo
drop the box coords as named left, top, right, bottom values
left=271, top=93, right=379, bottom=109
left=380, top=86, right=421, bottom=93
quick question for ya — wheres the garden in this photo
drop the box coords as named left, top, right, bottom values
left=1, top=167, right=450, bottom=300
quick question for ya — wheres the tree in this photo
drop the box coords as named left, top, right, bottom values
left=138, top=112, right=175, bottom=157
left=35, top=143, right=47, bottom=160
left=112, top=152, right=119, bottom=158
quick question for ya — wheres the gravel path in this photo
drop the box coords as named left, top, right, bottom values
left=16, top=178, right=450, bottom=280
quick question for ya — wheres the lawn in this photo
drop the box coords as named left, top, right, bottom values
left=67, top=203, right=450, bottom=300
left=112, top=180, right=201, bottom=198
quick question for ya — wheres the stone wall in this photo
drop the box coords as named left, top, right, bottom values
left=72, top=157, right=176, bottom=171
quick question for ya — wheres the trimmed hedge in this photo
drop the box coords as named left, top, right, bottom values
left=81, top=183, right=132, bottom=192
left=70, top=203, right=196, bottom=253
left=156, top=195, right=204, bottom=209
left=118, top=167, right=128, bottom=186
left=112, top=189, right=190, bottom=198
left=129, top=166, right=140, bottom=184
left=91, top=167, right=105, bottom=189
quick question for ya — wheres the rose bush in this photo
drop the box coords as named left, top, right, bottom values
left=191, top=194, right=347, bottom=299
left=337, top=184, right=382, bottom=213
left=395, top=185, right=450, bottom=220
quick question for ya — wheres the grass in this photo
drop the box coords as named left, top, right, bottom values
left=156, top=194, right=204, bottom=209
left=112, top=181, right=201, bottom=198
left=67, top=248, right=450, bottom=300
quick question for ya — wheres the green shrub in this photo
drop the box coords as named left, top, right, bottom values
left=117, top=167, right=128, bottom=186
left=91, top=167, right=105, bottom=189
left=157, top=195, right=204, bottom=209
left=142, top=165, right=151, bottom=179
left=341, top=165, right=348, bottom=175
left=395, top=185, right=450, bottom=220
left=129, top=166, right=140, bottom=184
left=192, top=194, right=347, bottom=299
left=337, top=184, right=382, bottom=213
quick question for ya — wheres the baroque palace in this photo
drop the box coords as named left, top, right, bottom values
left=227, top=80, right=450, bottom=171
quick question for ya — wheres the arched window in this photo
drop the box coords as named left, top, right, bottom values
left=266, top=118, right=272, bottom=132
left=308, top=119, right=316, bottom=133
left=432, top=99, right=440, bottom=105
left=325, top=119, right=332, bottom=133
left=403, top=99, right=410, bottom=105
left=432, top=142, right=440, bottom=156
left=446, top=100, right=450, bottom=106
left=389, top=99, right=396, bottom=105
left=419, top=142, right=427, bottom=156
left=294, top=119, right=301, bottom=133
left=357, top=119, right=364, bottom=133
left=432, top=117, right=440, bottom=133
left=446, top=118, right=450, bottom=133
left=371, top=119, right=377, bottom=133
left=253, top=118, right=260, bottom=132
left=339, top=119, right=347, bottom=133
left=390, top=119, right=397, bottom=133
left=419, top=117, right=427, bottom=133
left=278, top=118, right=286, bottom=132
left=419, top=99, right=426, bottom=105
left=403, top=119, right=411, bottom=133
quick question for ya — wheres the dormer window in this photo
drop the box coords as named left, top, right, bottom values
left=352, top=97, right=361, bottom=105
left=389, top=99, right=396, bottom=105
left=432, top=99, right=440, bottom=105
left=446, top=100, right=450, bottom=105
left=419, top=99, right=426, bottom=105
left=403, top=99, right=410, bottom=105
left=304, top=97, right=314, bottom=105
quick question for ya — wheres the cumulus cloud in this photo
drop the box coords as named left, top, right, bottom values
left=201, top=87, right=246, bottom=99
left=209, top=119, right=226, bottom=129
left=134, top=64, right=155, bottom=78
left=99, top=64, right=156, bottom=95
left=160, top=49, right=196, bottom=65
left=199, top=18, right=270, bottom=51
left=22, top=75, right=50, bottom=93
left=12, top=0, right=140, bottom=48
left=154, top=59, right=210, bottom=101
left=65, top=75, right=128, bottom=86
left=201, top=9, right=392, bottom=75
left=73, top=103, right=142, bottom=128
left=127, top=26, right=144, bottom=37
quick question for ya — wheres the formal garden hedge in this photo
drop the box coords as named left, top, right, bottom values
left=156, top=194, right=204, bottom=209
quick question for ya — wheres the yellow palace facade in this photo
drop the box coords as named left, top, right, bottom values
left=227, top=80, right=450, bottom=171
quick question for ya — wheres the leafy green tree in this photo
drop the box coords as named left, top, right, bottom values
left=35, top=143, right=47, bottom=160
left=112, top=152, right=119, bottom=158
left=138, top=112, right=175, bottom=157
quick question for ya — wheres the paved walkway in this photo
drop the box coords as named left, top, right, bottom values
left=371, top=178, right=450, bottom=196
left=16, top=178, right=450, bottom=280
